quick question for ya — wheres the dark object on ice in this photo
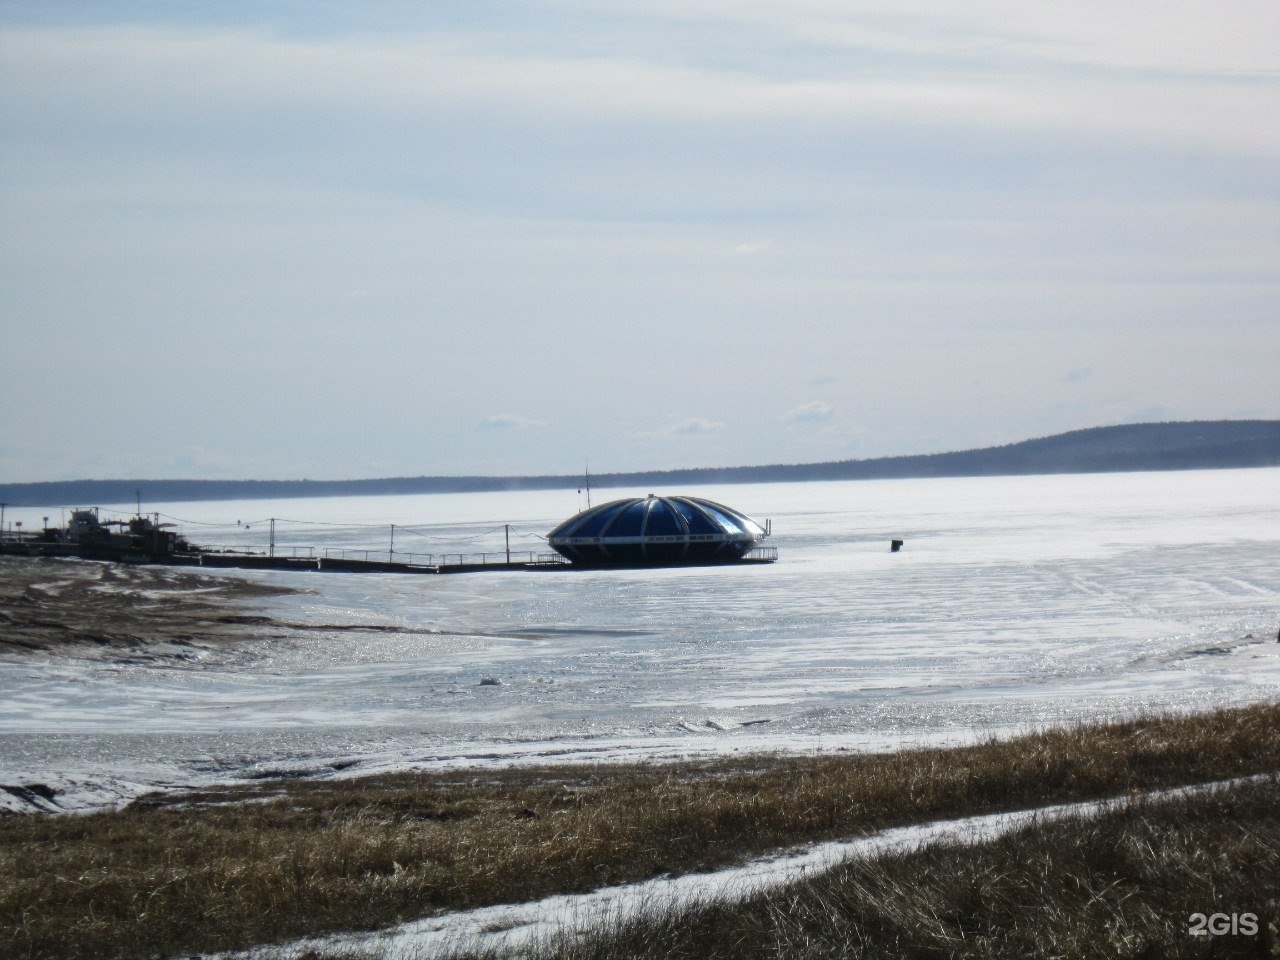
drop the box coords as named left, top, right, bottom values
left=2, top=508, right=200, bottom=565
left=479, top=677, right=502, bottom=686
left=891, top=539, right=904, bottom=552
left=547, top=494, right=772, bottom=566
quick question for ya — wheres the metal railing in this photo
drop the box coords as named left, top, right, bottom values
left=433, top=551, right=556, bottom=567
left=198, top=544, right=293, bottom=557
left=194, top=545, right=567, bottom=568
left=316, top=548, right=559, bottom=568
left=321, top=548, right=432, bottom=565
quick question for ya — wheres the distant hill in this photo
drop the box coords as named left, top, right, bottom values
left=2, top=420, right=1277, bottom=508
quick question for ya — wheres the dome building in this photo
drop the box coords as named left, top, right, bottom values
left=546, top=494, right=770, bottom=566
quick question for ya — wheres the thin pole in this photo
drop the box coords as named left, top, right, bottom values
left=269, top=518, right=276, bottom=558
left=0, top=504, right=5, bottom=537
left=505, top=524, right=510, bottom=563
left=389, top=524, right=395, bottom=563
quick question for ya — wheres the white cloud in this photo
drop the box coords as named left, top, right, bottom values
left=476, top=414, right=548, bottom=431
left=5, top=22, right=1277, bottom=158
left=783, top=401, right=837, bottom=423
left=662, top=418, right=726, bottom=437
left=636, top=0, right=1280, bottom=76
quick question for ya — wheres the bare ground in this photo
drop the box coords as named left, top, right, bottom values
left=0, top=556, right=298, bottom=656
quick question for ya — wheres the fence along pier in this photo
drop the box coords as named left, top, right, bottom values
left=1, top=510, right=777, bottom=574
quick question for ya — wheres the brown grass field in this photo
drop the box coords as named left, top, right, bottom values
left=2, top=702, right=1279, bottom=959
left=498, top=777, right=1280, bottom=960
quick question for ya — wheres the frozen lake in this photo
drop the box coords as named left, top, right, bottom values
left=1, top=468, right=1278, bottom=809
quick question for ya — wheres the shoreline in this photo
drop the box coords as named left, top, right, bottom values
left=3, top=703, right=1278, bottom=958
left=0, top=556, right=298, bottom=657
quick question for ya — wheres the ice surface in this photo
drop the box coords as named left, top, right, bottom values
left=1, top=469, right=1278, bottom=810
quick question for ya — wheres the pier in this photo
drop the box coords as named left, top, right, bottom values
left=195, top=548, right=572, bottom=574
left=0, top=532, right=778, bottom=574
left=190, top=545, right=778, bottom=574
left=0, top=501, right=779, bottom=574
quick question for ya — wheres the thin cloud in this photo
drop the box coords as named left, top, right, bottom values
left=1123, top=406, right=1175, bottom=424
left=8, top=23, right=1274, bottom=155
left=1063, top=366, right=1093, bottom=384
left=670, top=417, right=724, bottom=436
left=783, top=401, right=837, bottom=423
left=476, top=414, right=547, bottom=431
left=646, top=417, right=725, bottom=437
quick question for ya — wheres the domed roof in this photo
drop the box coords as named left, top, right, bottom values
left=547, top=494, right=766, bottom=566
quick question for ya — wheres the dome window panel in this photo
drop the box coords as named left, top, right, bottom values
left=547, top=495, right=770, bottom=567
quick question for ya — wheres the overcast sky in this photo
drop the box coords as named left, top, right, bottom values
left=1, top=1, right=1277, bottom=481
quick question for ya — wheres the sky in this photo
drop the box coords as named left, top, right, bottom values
left=1, top=1, right=1277, bottom=481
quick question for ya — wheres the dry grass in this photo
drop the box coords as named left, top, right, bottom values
left=3, top=702, right=1280, bottom=959
left=529, top=778, right=1280, bottom=960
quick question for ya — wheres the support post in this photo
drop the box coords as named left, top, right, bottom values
left=390, top=524, right=395, bottom=563
left=505, top=524, right=510, bottom=564
left=269, top=518, right=276, bottom=558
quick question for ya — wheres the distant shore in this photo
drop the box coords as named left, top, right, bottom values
left=2, top=420, right=1277, bottom=507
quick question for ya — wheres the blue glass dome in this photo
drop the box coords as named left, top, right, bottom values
left=547, top=494, right=767, bottom=566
